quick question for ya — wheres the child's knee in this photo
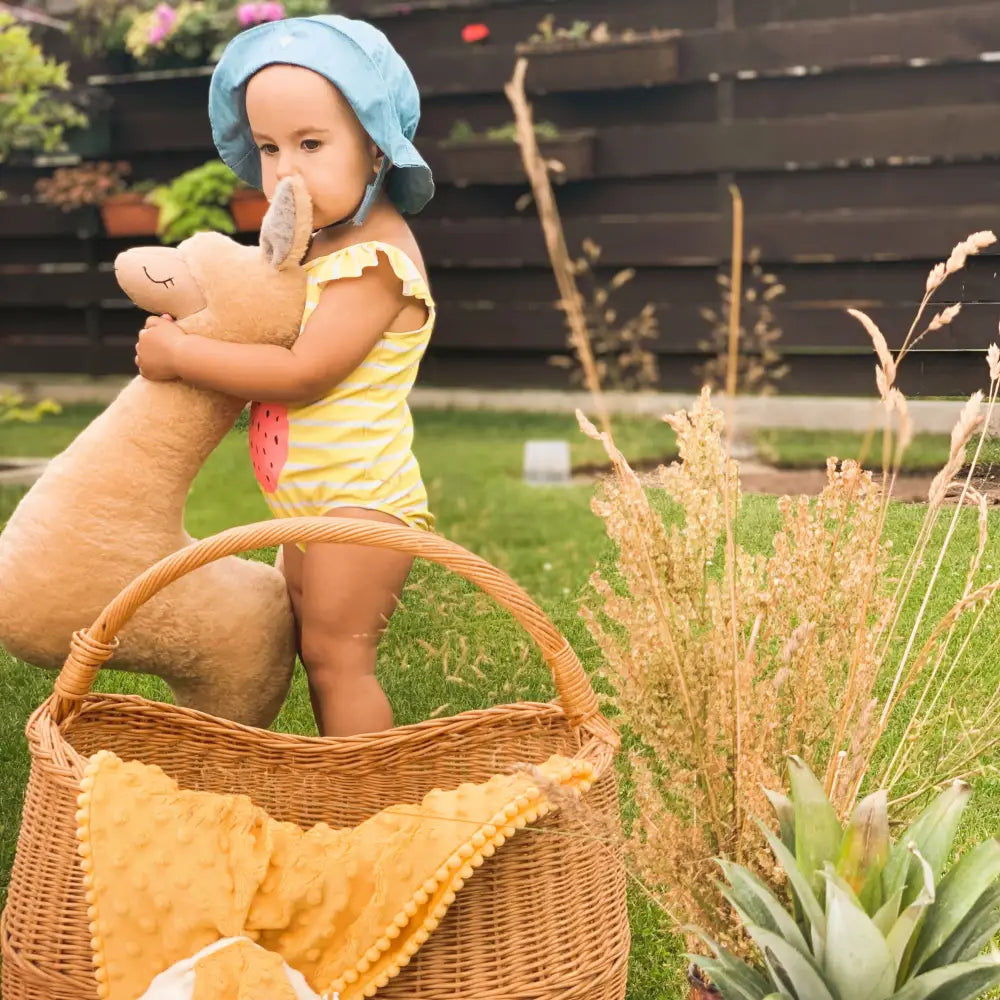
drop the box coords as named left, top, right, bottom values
left=300, top=627, right=377, bottom=679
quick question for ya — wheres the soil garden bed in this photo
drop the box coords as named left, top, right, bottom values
left=574, top=455, right=1000, bottom=504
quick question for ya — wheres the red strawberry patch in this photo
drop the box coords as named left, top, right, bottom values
left=249, top=402, right=289, bottom=493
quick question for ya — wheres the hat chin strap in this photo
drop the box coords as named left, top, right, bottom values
left=350, top=156, right=391, bottom=226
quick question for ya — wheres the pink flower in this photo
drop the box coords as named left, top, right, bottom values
left=147, top=3, right=177, bottom=45
left=237, top=1, right=284, bottom=25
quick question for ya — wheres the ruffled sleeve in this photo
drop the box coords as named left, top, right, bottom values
left=305, top=241, right=433, bottom=310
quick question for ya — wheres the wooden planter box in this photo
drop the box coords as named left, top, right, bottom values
left=230, top=188, right=269, bottom=232
left=516, top=31, right=680, bottom=93
left=100, top=193, right=159, bottom=237
left=439, top=129, right=596, bottom=186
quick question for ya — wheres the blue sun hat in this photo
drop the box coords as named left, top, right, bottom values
left=208, top=14, right=434, bottom=225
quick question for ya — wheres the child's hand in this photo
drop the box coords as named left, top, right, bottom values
left=136, top=314, right=184, bottom=381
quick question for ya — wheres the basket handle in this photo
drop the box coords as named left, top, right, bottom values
left=50, top=517, right=609, bottom=735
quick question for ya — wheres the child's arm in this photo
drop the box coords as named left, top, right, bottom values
left=136, top=255, right=409, bottom=405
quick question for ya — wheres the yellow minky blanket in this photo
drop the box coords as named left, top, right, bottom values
left=76, top=750, right=595, bottom=1000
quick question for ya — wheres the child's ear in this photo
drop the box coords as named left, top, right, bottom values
left=259, top=176, right=313, bottom=271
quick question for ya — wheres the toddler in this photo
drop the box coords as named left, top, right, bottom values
left=135, top=15, right=436, bottom=737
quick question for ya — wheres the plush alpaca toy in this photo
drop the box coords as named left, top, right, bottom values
left=0, top=177, right=313, bottom=726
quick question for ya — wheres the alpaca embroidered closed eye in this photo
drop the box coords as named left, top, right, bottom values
left=143, top=266, right=175, bottom=288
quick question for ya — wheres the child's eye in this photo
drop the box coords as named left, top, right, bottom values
left=301, top=139, right=321, bottom=151
left=258, top=143, right=278, bottom=155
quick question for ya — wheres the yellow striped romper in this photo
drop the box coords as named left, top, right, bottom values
left=248, top=240, right=434, bottom=534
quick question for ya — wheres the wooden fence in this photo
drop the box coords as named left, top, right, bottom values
left=3, top=0, right=1000, bottom=395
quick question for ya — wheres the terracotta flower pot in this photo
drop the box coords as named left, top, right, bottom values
left=230, top=188, right=270, bottom=232
left=99, top=192, right=159, bottom=237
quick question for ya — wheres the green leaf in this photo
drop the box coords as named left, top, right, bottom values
left=788, top=755, right=844, bottom=901
left=718, top=860, right=810, bottom=955
left=823, top=877, right=897, bottom=999
left=748, top=926, right=836, bottom=1000
left=759, top=819, right=827, bottom=961
left=890, top=953, right=1000, bottom=1000
left=691, top=954, right=773, bottom=1000
left=685, top=929, right=773, bottom=1000
left=873, top=889, right=904, bottom=937
left=837, top=789, right=890, bottom=914
left=886, top=846, right=936, bottom=984
left=923, top=881, right=1000, bottom=970
left=910, top=838, right=1000, bottom=975
left=883, top=781, right=970, bottom=909
left=765, top=786, right=796, bottom=851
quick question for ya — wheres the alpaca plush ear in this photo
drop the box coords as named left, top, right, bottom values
left=259, top=176, right=313, bottom=271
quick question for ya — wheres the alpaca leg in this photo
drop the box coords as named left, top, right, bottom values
left=168, top=660, right=293, bottom=729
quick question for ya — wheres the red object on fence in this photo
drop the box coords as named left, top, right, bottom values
left=461, top=22, right=490, bottom=43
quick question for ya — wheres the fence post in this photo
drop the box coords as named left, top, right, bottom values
left=79, top=212, right=102, bottom=378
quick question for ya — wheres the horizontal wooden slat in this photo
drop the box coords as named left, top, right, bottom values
left=5, top=296, right=997, bottom=355
left=4, top=203, right=1000, bottom=274
left=4, top=334, right=981, bottom=398
left=425, top=259, right=1000, bottom=307
left=4, top=256, right=999, bottom=314
left=411, top=207, right=1000, bottom=267
left=430, top=302, right=1000, bottom=352
left=736, top=0, right=953, bottom=27
left=418, top=348, right=992, bottom=396
left=599, top=105, right=1000, bottom=178
left=0, top=336, right=98, bottom=375
left=0, top=205, right=100, bottom=238
left=681, top=3, right=1000, bottom=81
left=735, top=63, right=1000, bottom=119
left=71, top=75, right=1000, bottom=180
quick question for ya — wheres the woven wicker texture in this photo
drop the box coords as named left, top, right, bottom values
left=1, top=517, right=629, bottom=1000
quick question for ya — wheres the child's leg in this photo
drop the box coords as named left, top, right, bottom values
left=298, top=508, right=413, bottom=737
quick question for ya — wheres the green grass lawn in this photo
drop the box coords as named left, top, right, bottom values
left=2, top=405, right=1000, bottom=999
left=759, top=427, right=1000, bottom=471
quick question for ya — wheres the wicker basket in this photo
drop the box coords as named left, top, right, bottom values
left=1, top=517, right=629, bottom=1000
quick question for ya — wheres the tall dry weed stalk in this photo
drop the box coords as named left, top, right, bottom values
left=504, top=57, right=612, bottom=435
left=581, top=229, right=1000, bottom=954
left=697, top=245, right=789, bottom=396
left=549, top=236, right=660, bottom=392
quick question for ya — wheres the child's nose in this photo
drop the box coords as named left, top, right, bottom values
left=276, top=154, right=296, bottom=180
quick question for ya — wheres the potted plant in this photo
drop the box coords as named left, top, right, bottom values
left=229, top=181, right=269, bottom=231
left=150, top=159, right=240, bottom=243
left=210, top=0, right=332, bottom=59
left=124, top=1, right=224, bottom=69
left=516, top=16, right=679, bottom=93
left=439, top=119, right=595, bottom=186
left=34, top=161, right=160, bottom=236
left=0, top=12, right=88, bottom=164
left=70, top=0, right=148, bottom=73
left=103, top=179, right=161, bottom=236
left=691, top=758, right=1000, bottom=999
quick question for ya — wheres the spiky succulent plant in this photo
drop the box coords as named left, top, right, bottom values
left=690, top=757, right=1000, bottom=999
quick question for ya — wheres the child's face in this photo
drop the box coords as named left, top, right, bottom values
left=246, top=64, right=377, bottom=228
